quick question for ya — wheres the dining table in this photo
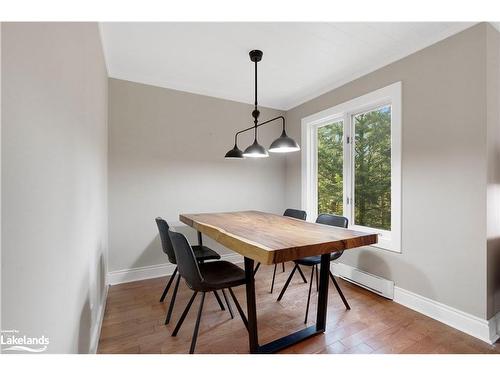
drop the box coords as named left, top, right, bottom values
left=179, top=210, right=378, bottom=354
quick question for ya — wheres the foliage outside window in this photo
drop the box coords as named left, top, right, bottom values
left=353, top=106, right=391, bottom=231
left=317, top=121, right=344, bottom=217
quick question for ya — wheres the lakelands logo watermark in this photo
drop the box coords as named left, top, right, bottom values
left=1, top=329, right=49, bottom=353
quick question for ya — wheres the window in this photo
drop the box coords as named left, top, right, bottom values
left=302, top=82, right=401, bottom=252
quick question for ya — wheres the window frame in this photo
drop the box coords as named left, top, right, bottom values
left=301, top=82, right=402, bottom=253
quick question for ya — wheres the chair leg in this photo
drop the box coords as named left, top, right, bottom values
left=221, top=289, right=234, bottom=319
left=277, top=264, right=298, bottom=301
left=159, top=266, right=178, bottom=302
left=304, top=265, right=315, bottom=324
left=212, top=290, right=225, bottom=311
left=165, top=273, right=181, bottom=324
left=315, top=264, right=319, bottom=292
left=296, top=265, right=308, bottom=283
left=253, top=262, right=261, bottom=275
left=270, top=264, right=278, bottom=293
left=228, top=287, right=248, bottom=330
left=190, top=292, right=206, bottom=354
left=172, top=291, right=198, bottom=336
left=329, top=271, right=351, bottom=310
left=282, top=262, right=285, bottom=272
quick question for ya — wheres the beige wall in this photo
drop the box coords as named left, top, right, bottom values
left=486, top=24, right=500, bottom=318
left=108, top=79, right=285, bottom=272
left=285, top=24, right=491, bottom=318
left=1, top=23, right=108, bottom=353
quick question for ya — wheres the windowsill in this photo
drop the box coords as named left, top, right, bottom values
left=370, top=242, right=401, bottom=254
left=349, top=224, right=401, bottom=253
left=360, top=236, right=401, bottom=253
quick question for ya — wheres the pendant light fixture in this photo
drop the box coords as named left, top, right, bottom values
left=224, top=49, right=300, bottom=159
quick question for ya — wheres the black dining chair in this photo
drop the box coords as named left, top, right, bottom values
left=167, top=228, right=249, bottom=354
left=277, top=213, right=351, bottom=323
left=155, top=217, right=226, bottom=324
left=253, top=209, right=308, bottom=293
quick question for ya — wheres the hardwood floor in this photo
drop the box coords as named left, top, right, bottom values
left=98, top=262, right=500, bottom=354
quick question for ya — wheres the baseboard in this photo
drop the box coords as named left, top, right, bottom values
left=89, top=284, right=109, bottom=354
left=108, top=262, right=178, bottom=285
left=494, top=312, right=500, bottom=343
left=107, top=252, right=244, bottom=285
left=394, top=286, right=499, bottom=344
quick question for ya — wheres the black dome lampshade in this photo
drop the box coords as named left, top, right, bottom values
left=269, top=129, right=300, bottom=153
left=225, top=143, right=244, bottom=159
left=243, top=139, right=269, bottom=158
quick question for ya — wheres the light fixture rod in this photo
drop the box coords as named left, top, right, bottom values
left=254, top=59, right=258, bottom=109
left=233, top=115, right=286, bottom=144
left=254, top=59, right=258, bottom=138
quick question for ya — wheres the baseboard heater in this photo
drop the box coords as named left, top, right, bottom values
left=331, top=262, right=394, bottom=299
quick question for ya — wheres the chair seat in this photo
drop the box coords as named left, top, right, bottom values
left=294, top=255, right=321, bottom=266
left=197, top=261, right=246, bottom=291
left=294, top=250, right=344, bottom=266
left=192, top=245, right=221, bottom=261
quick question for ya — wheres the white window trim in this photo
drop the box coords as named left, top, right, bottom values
left=301, top=82, right=402, bottom=253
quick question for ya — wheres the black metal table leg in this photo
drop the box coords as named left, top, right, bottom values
left=244, top=257, right=259, bottom=353
left=316, top=253, right=330, bottom=331
left=242, top=254, right=331, bottom=354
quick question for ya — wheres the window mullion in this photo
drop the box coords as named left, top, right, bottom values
left=343, top=113, right=352, bottom=223
left=312, top=125, right=318, bottom=220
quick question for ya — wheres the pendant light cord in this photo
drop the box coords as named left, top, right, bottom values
left=254, top=60, right=258, bottom=109
left=254, top=60, right=258, bottom=138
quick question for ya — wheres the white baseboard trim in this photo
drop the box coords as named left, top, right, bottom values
left=107, top=253, right=244, bottom=285
left=108, top=262, right=177, bottom=285
left=494, top=312, right=500, bottom=343
left=394, top=286, right=499, bottom=345
left=89, top=284, right=109, bottom=354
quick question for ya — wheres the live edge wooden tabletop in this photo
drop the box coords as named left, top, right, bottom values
left=180, top=210, right=377, bottom=265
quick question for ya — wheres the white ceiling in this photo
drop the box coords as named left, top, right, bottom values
left=100, top=22, right=475, bottom=110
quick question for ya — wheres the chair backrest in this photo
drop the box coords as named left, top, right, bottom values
left=316, top=214, right=348, bottom=258
left=155, top=217, right=176, bottom=264
left=315, top=213, right=348, bottom=228
left=283, top=208, right=307, bottom=221
left=167, top=228, right=204, bottom=290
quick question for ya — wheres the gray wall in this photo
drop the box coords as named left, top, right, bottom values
left=284, top=24, right=491, bottom=319
left=1, top=23, right=108, bottom=353
left=108, top=79, right=285, bottom=272
left=486, top=24, right=500, bottom=318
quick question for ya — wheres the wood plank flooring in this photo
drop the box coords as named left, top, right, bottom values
left=98, top=262, right=500, bottom=354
